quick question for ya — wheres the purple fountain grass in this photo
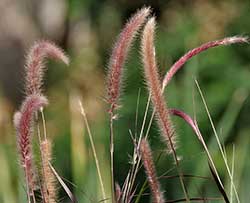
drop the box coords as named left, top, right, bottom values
left=141, top=17, right=191, bottom=202
left=14, top=94, right=48, bottom=196
left=141, top=17, right=176, bottom=155
left=25, top=40, right=69, bottom=95
left=15, top=40, right=69, bottom=203
left=13, top=39, right=70, bottom=203
left=162, top=36, right=249, bottom=89
left=106, top=7, right=150, bottom=114
left=158, top=36, right=250, bottom=202
left=106, top=7, right=151, bottom=202
left=140, top=138, right=164, bottom=203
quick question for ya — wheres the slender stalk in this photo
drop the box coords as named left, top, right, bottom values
left=135, top=88, right=141, bottom=139
left=37, top=108, right=49, bottom=203
left=123, top=89, right=142, bottom=201
left=170, top=108, right=226, bottom=199
left=109, top=115, right=115, bottom=203
left=40, top=108, right=47, bottom=139
left=125, top=94, right=151, bottom=201
left=195, top=79, right=240, bottom=203
left=36, top=124, right=47, bottom=203
left=230, top=144, right=235, bottom=203
left=39, top=108, right=58, bottom=203
left=24, top=166, right=31, bottom=203
left=79, top=101, right=106, bottom=202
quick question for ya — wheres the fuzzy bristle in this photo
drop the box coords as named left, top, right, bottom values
left=106, top=7, right=151, bottom=114
left=41, top=139, right=57, bottom=203
left=14, top=94, right=48, bottom=193
left=140, top=139, right=165, bottom=203
left=13, top=111, right=22, bottom=129
left=162, top=36, right=249, bottom=89
left=141, top=17, right=177, bottom=154
left=25, top=40, right=69, bottom=95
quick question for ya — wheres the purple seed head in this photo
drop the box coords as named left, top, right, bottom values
left=106, top=7, right=151, bottom=114
left=140, top=138, right=165, bottom=203
left=25, top=40, right=69, bottom=95
left=141, top=17, right=177, bottom=154
left=162, top=36, right=249, bottom=89
left=14, top=94, right=48, bottom=191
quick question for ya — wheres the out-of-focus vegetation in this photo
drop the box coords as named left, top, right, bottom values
left=0, top=0, right=250, bottom=202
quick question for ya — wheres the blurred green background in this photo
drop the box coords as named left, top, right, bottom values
left=0, top=0, right=250, bottom=202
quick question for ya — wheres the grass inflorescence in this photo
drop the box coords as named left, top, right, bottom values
left=13, top=6, right=249, bottom=203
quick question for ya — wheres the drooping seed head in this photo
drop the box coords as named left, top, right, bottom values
left=106, top=7, right=151, bottom=114
left=162, top=36, right=249, bottom=89
left=25, top=40, right=69, bottom=95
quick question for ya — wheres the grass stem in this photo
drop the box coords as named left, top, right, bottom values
left=79, top=101, right=107, bottom=202
left=195, top=79, right=240, bottom=203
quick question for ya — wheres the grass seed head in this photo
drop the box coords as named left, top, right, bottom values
left=141, top=17, right=177, bottom=154
left=25, top=40, right=69, bottom=95
left=106, top=7, right=151, bottom=114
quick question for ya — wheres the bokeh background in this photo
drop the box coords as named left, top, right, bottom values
left=0, top=0, right=250, bottom=202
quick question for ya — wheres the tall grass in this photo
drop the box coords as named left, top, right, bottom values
left=10, top=6, right=250, bottom=203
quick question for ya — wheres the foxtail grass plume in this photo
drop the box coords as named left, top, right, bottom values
left=140, top=138, right=164, bottom=203
left=41, top=139, right=57, bottom=203
left=106, top=7, right=150, bottom=114
left=162, top=36, right=249, bottom=89
left=14, top=94, right=48, bottom=194
left=25, top=40, right=69, bottom=95
left=141, top=17, right=176, bottom=154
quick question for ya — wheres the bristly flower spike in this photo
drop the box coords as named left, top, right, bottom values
left=25, top=40, right=69, bottom=95
left=41, top=139, right=57, bottom=203
left=14, top=94, right=48, bottom=195
left=106, top=7, right=151, bottom=114
left=140, top=138, right=165, bottom=203
left=162, top=36, right=249, bottom=89
left=141, top=17, right=177, bottom=154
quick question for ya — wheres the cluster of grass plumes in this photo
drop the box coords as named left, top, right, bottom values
left=106, top=7, right=151, bottom=202
left=14, top=41, right=69, bottom=203
left=105, top=6, right=249, bottom=203
left=13, top=6, right=250, bottom=203
left=14, top=94, right=48, bottom=199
